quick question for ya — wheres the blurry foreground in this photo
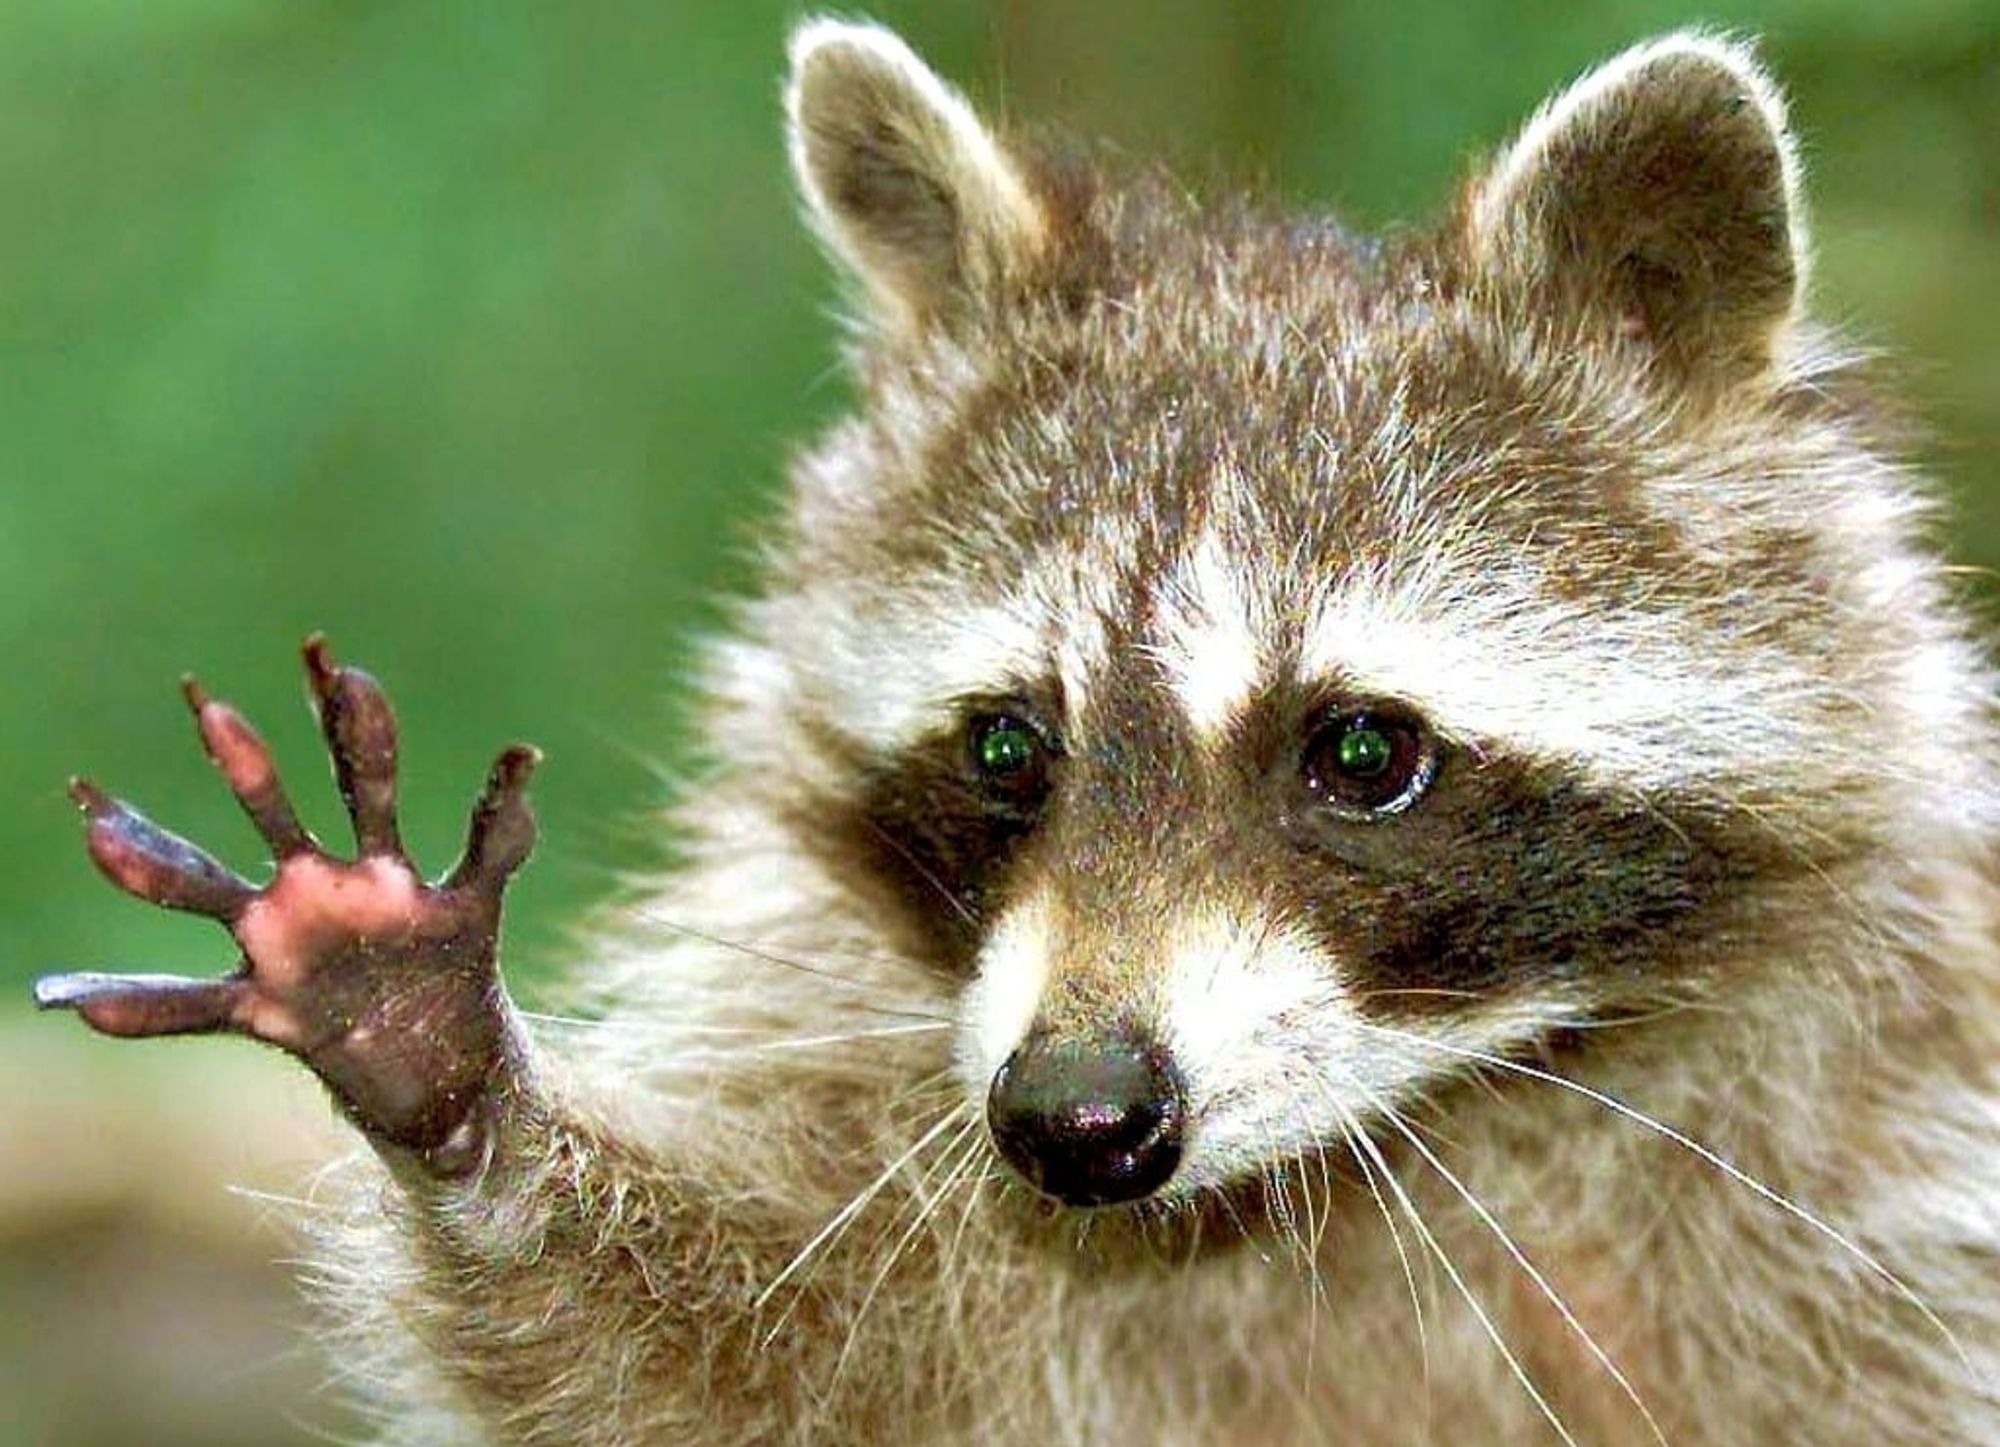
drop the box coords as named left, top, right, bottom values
left=0, top=1022, right=351, bottom=1445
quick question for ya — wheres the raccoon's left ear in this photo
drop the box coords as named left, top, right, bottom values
left=786, top=20, right=1048, bottom=332
left=1465, top=34, right=1806, bottom=388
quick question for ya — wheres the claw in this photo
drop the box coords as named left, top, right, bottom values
left=34, top=969, right=242, bottom=1038
left=71, top=778, right=256, bottom=921
left=184, top=675, right=314, bottom=858
left=303, top=634, right=403, bottom=859
left=447, top=744, right=542, bottom=890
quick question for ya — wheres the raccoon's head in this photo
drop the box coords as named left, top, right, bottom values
left=753, top=21, right=1994, bottom=1209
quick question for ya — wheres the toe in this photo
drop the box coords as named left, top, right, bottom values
left=71, top=778, right=257, bottom=921
left=303, top=635, right=404, bottom=859
left=34, top=970, right=243, bottom=1038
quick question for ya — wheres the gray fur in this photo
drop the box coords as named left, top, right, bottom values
left=308, top=23, right=2000, bottom=1444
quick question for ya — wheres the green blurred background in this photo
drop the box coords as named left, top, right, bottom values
left=1, top=1, right=1993, bottom=1442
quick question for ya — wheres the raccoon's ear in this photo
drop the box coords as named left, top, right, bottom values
left=786, top=19, right=1047, bottom=331
left=1465, top=34, right=1805, bottom=388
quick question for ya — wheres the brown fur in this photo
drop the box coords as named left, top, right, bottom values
left=305, top=23, right=2000, bottom=1445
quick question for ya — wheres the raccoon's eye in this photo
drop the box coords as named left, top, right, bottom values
left=1301, top=707, right=1435, bottom=817
left=968, top=713, right=1052, bottom=807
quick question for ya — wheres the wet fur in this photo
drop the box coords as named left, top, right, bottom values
left=305, top=23, right=2000, bottom=1445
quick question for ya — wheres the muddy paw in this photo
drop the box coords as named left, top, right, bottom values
left=36, top=636, right=541, bottom=1177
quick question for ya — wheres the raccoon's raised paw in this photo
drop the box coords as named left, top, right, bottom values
left=35, top=636, right=540, bottom=1178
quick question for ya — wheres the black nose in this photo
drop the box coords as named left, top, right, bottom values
left=987, top=1030, right=1186, bottom=1206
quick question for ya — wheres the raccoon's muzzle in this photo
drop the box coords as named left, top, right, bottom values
left=986, top=1029, right=1186, bottom=1206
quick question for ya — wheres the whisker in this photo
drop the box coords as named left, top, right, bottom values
left=1364, top=1083, right=1668, bottom=1446
left=630, top=911, right=950, bottom=1020
left=1548, top=1000, right=1721, bottom=1032
left=881, top=1066, right=963, bottom=1118
left=1260, top=1118, right=1303, bottom=1261
left=1281, top=1097, right=1332, bottom=1376
left=522, top=1012, right=954, bottom=1056
left=742, top=1021, right=954, bottom=1054
left=1341, top=1104, right=1581, bottom=1447
left=942, top=1143, right=997, bottom=1294
left=1207, top=1177, right=1267, bottom=1262
left=830, top=1112, right=987, bottom=1388
left=754, top=1101, right=970, bottom=1331
left=1334, top=1113, right=1432, bottom=1391
left=1348, top=986, right=1488, bottom=1007
left=1696, top=791, right=1888, bottom=954
left=762, top=1112, right=964, bottom=1369
left=1348, top=1019, right=1977, bottom=1381
left=861, top=817, right=980, bottom=930
left=226, top=1184, right=328, bottom=1215
left=933, top=1134, right=992, bottom=1258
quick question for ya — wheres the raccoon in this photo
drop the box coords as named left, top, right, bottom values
left=35, top=18, right=2000, bottom=1446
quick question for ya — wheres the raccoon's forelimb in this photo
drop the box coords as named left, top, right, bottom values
left=35, top=637, right=540, bottom=1180
left=33, top=642, right=1021, bottom=1440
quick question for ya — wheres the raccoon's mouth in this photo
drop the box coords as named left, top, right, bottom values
left=984, top=1028, right=1188, bottom=1207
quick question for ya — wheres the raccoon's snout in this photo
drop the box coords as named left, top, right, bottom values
left=986, top=1031, right=1186, bottom=1206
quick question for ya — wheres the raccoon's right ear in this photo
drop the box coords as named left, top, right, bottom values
left=786, top=20, right=1048, bottom=333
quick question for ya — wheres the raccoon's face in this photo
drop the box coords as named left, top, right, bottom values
left=768, top=24, right=1985, bottom=1208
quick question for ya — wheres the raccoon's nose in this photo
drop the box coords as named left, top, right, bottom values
left=986, top=1030, right=1186, bottom=1207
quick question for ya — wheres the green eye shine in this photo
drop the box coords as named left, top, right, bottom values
left=1335, top=723, right=1392, bottom=778
left=1302, top=706, right=1434, bottom=816
left=973, top=717, right=1039, bottom=779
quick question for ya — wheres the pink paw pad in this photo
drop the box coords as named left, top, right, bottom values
left=35, top=636, right=542, bottom=1170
